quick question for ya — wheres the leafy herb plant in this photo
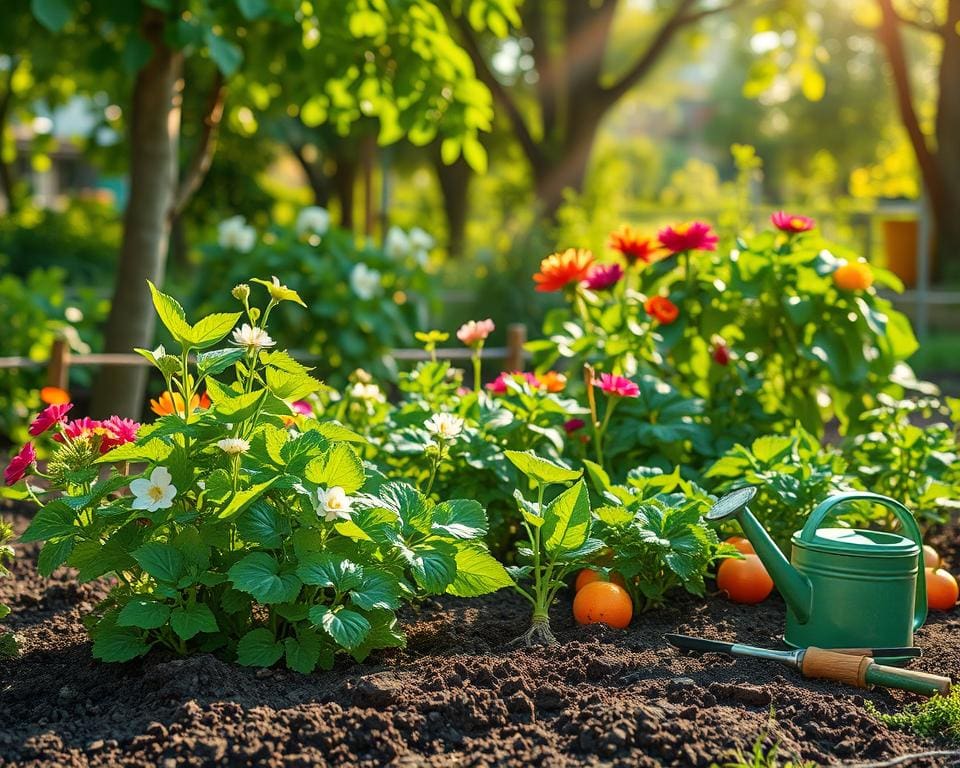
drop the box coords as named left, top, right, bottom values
left=11, top=278, right=510, bottom=671
left=868, top=689, right=960, bottom=744
left=504, top=450, right=599, bottom=646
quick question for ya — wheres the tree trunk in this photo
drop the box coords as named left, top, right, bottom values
left=933, top=0, right=960, bottom=280
left=333, top=152, right=357, bottom=231
left=532, top=111, right=602, bottom=223
left=292, top=145, right=330, bottom=207
left=434, top=154, right=471, bottom=258
left=92, top=10, right=183, bottom=419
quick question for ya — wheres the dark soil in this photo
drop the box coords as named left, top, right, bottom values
left=2, top=502, right=959, bottom=768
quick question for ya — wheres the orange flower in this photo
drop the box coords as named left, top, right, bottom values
left=607, top=226, right=662, bottom=265
left=644, top=296, right=679, bottom=325
left=539, top=371, right=567, bottom=393
left=40, top=386, right=71, bottom=405
left=150, top=390, right=211, bottom=417
left=833, top=262, right=874, bottom=291
left=533, top=248, right=594, bottom=292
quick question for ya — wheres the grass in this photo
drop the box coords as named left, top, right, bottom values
left=868, top=689, right=960, bottom=744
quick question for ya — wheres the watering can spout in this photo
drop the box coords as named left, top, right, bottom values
left=707, top=488, right=813, bottom=624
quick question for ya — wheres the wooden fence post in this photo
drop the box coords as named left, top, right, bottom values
left=46, top=337, right=71, bottom=391
left=505, top=323, right=526, bottom=371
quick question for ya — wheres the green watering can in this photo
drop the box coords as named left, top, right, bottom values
left=707, top=488, right=927, bottom=656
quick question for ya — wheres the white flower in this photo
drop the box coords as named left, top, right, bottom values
left=425, top=413, right=464, bottom=441
left=349, top=382, right=385, bottom=403
left=296, top=206, right=331, bottom=237
left=217, top=437, right=250, bottom=455
left=231, top=323, right=276, bottom=350
left=350, top=263, right=381, bottom=300
left=218, top=215, right=257, bottom=253
left=408, top=226, right=434, bottom=252
left=130, top=467, right=177, bottom=512
left=384, top=226, right=411, bottom=259
left=316, top=486, right=353, bottom=522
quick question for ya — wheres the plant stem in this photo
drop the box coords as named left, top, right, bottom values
left=472, top=346, right=482, bottom=392
left=424, top=445, right=444, bottom=497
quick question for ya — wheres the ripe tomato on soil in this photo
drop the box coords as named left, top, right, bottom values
left=725, top=536, right=755, bottom=555
left=923, top=544, right=940, bottom=569
left=716, top=554, right=774, bottom=604
left=926, top=567, right=959, bottom=611
left=573, top=581, right=633, bottom=629
left=575, top=568, right=627, bottom=592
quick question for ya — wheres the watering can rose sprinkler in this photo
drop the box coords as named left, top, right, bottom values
left=707, top=487, right=928, bottom=659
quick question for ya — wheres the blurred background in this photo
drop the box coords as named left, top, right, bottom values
left=0, top=0, right=957, bottom=435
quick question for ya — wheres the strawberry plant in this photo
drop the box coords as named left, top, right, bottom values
left=504, top=450, right=600, bottom=645
left=8, top=278, right=510, bottom=671
left=585, top=462, right=737, bottom=612
left=0, top=518, right=16, bottom=658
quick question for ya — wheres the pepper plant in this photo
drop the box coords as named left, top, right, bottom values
left=12, top=278, right=510, bottom=670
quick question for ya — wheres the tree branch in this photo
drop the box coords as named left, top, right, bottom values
left=876, top=0, right=945, bottom=205
left=447, top=10, right=543, bottom=170
left=171, top=69, right=225, bottom=218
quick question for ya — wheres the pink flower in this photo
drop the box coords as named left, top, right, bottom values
left=28, top=402, right=74, bottom=437
left=486, top=371, right=539, bottom=395
left=657, top=221, right=718, bottom=254
left=290, top=400, right=313, bottom=416
left=57, top=417, right=102, bottom=442
left=457, top=318, right=495, bottom=347
left=595, top=373, right=640, bottom=398
left=563, top=418, right=586, bottom=434
left=4, top=442, right=36, bottom=485
left=771, top=211, right=815, bottom=234
left=101, top=416, right=140, bottom=451
left=583, top=263, right=624, bottom=291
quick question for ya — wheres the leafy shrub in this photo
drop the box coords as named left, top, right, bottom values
left=192, top=211, right=439, bottom=385
left=586, top=461, right=737, bottom=611
left=10, top=279, right=509, bottom=670
left=704, top=424, right=853, bottom=550
left=842, top=393, right=960, bottom=531
left=0, top=519, right=16, bottom=658
left=869, top=689, right=960, bottom=744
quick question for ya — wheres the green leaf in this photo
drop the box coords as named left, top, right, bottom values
left=236, top=627, right=284, bottom=667
left=504, top=450, right=581, bottom=486
left=148, top=281, right=193, bottom=345
left=31, top=0, right=71, bottom=31
left=309, top=605, right=370, bottom=649
left=406, top=544, right=457, bottom=593
left=237, top=0, right=269, bottom=19
left=217, top=478, right=277, bottom=520
left=284, top=630, right=325, bottom=674
left=170, top=603, right=218, bottom=640
left=204, top=29, right=243, bottom=76
left=214, top=389, right=266, bottom=421
left=132, top=542, right=184, bottom=584
left=296, top=554, right=361, bottom=591
left=314, top=422, right=366, bottom=444
left=118, top=599, right=171, bottom=630
left=542, top=480, right=591, bottom=555
left=20, top=501, right=76, bottom=542
left=431, top=499, right=487, bottom=539
left=349, top=572, right=401, bottom=611
left=228, top=552, right=301, bottom=604
left=236, top=501, right=289, bottom=549
left=37, top=537, right=74, bottom=576
left=197, top=348, right=244, bottom=377
left=190, top=313, right=241, bottom=349
left=92, top=625, right=151, bottom=663
left=97, top=438, right=172, bottom=464
left=306, top=444, right=364, bottom=494
left=446, top=545, right=513, bottom=597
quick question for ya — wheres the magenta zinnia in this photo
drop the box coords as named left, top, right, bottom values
left=583, top=263, right=624, bottom=291
left=657, top=221, right=718, bottom=254
left=596, top=373, right=640, bottom=398
left=28, top=402, right=74, bottom=436
left=771, top=211, right=815, bottom=234
left=4, top=442, right=36, bottom=485
left=486, top=371, right=540, bottom=394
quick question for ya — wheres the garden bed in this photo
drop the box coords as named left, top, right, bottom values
left=1, top=502, right=956, bottom=768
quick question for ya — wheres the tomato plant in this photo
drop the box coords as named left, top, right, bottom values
left=926, top=568, right=959, bottom=612
left=573, top=581, right=633, bottom=629
left=716, top=555, right=774, bottom=604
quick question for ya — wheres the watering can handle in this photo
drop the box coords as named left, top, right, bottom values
left=799, top=491, right=927, bottom=632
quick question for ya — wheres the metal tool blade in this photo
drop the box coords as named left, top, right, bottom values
left=664, top=634, right=737, bottom=654
left=664, top=634, right=802, bottom=666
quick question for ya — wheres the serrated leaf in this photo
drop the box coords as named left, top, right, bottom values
left=97, top=438, right=172, bottom=464
left=236, top=501, right=289, bottom=548
left=504, top=450, right=581, bottom=486
left=148, top=281, right=193, bottom=345
left=309, top=605, right=370, bottom=649
left=92, top=626, right=151, bottom=663
left=306, top=444, right=364, bottom=494
left=236, top=627, right=284, bottom=667
left=431, top=499, right=487, bottom=539
left=446, top=545, right=513, bottom=597
left=406, top=544, right=457, bottom=593
left=37, top=537, right=74, bottom=576
left=132, top=542, right=184, bottom=584
left=349, top=572, right=401, bottom=611
left=170, top=603, right=218, bottom=640
left=542, top=481, right=591, bottom=555
left=20, top=501, right=76, bottom=542
left=118, top=599, right=171, bottom=630
left=217, top=478, right=277, bottom=519
left=197, top=348, right=245, bottom=377
left=296, top=554, right=361, bottom=591
left=190, top=313, right=241, bottom=349
left=228, top=552, right=301, bottom=604
left=214, top=389, right=266, bottom=421
left=284, top=630, right=324, bottom=674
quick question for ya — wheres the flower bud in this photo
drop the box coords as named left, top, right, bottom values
left=232, top=283, right=251, bottom=302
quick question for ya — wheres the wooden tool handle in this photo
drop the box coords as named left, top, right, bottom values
left=801, top=647, right=872, bottom=688
left=802, top=648, right=952, bottom=697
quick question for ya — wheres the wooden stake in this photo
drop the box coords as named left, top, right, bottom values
left=505, top=323, right=526, bottom=371
left=46, top=337, right=70, bottom=390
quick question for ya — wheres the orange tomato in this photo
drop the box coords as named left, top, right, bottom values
left=923, top=544, right=940, bottom=569
left=926, top=567, right=959, bottom=611
left=575, top=568, right=627, bottom=592
left=833, top=262, right=874, bottom=291
left=725, top=536, right=755, bottom=555
left=573, top=581, right=633, bottom=629
left=716, top=554, right=774, bottom=604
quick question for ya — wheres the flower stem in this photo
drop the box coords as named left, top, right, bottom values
left=472, top=345, right=483, bottom=392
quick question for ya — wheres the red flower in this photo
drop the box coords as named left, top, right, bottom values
left=712, top=342, right=731, bottom=366
left=563, top=418, right=586, bottom=433
left=608, top=226, right=662, bottom=264
left=100, top=416, right=140, bottom=451
left=644, top=296, right=680, bottom=325
left=596, top=373, right=640, bottom=398
left=771, top=211, right=815, bottom=234
left=583, top=263, right=624, bottom=291
left=533, top=249, right=594, bottom=292
left=657, top=221, right=718, bottom=254
left=29, top=402, right=74, bottom=437
left=290, top=400, right=313, bottom=416
left=486, top=371, right=540, bottom=394
left=4, top=442, right=36, bottom=485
